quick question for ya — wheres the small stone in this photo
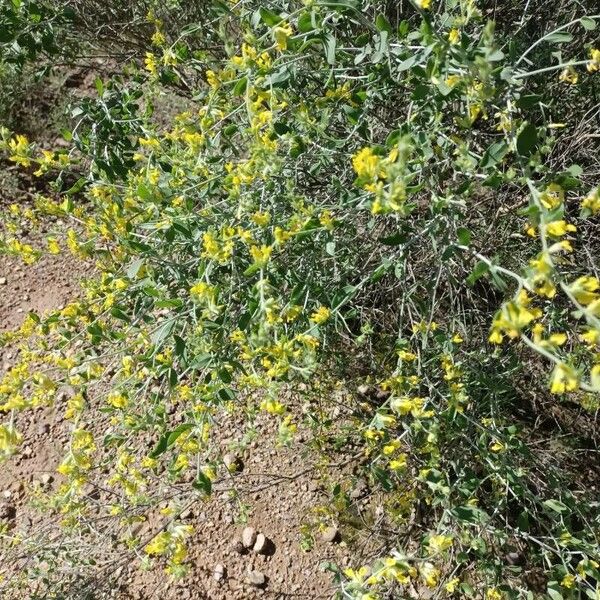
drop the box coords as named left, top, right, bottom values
left=0, top=277, right=6, bottom=285
left=0, top=502, right=16, bottom=521
left=321, top=526, right=340, bottom=543
left=40, top=473, right=54, bottom=486
left=37, top=423, right=50, bottom=436
left=246, top=570, right=266, bottom=588
left=242, top=526, right=257, bottom=548
left=357, top=384, right=371, bottom=396
left=253, top=533, right=269, bottom=554
left=213, top=563, right=226, bottom=582
left=505, top=552, right=525, bottom=566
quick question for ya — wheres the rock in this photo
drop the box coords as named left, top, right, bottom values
left=37, top=423, right=50, bottom=436
left=350, top=479, right=368, bottom=500
left=213, top=563, right=226, bottom=582
left=246, top=570, right=266, bottom=588
left=357, top=384, right=371, bottom=396
left=40, top=473, right=54, bottom=486
left=0, top=502, right=16, bottom=521
left=232, top=538, right=245, bottom=554
left=321, top=526, right=340, bottom=543
left=253, top=533, right=269, bottom=554
left=0, top=277, right=6, bottom=285
left=242, top=526, right=257, bottom=548
left=505, top=552, right=525, bottom=566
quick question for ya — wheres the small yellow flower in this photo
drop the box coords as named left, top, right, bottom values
left=144, top=52, right=158, bottom=76
left=587, top=48, right=600, bottom=73
left=250, top=244, right=273, bottom=267
left=445, top=577, right=460, bottom=593
left=310, top=306, right=331, bottom=324
left=415, top=0, right=432, bottom=9
left=428, top=534, right=453, bottom=553
left=550, top=363, right=579, bottom=394
left=559, top=66, right=578, bottom=84
left=448, top=29, right=460, bottom=45
left=273, top=22, right=293, bottom=51
left=545, top=220, right=576, bottom=237
left=47, top=237, right=60, bottom=254
left=561, top=574, right=576, bottom=588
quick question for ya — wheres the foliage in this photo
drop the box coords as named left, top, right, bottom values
left=0, top=0, right=599, bottom=598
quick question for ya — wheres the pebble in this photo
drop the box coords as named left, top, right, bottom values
left=213, top=563, right=226, bottom=582
left=40, top=473, right=54, bottom=486
left=0, top=277, right=6, bottom=285
left=37, top=423, right=50, bottom=436
left=246, top=570, right=266, bottom=588
left=321, top=526, right=340, bottom=543
left=0, top=502, right=16, bottom=521
left=232, top=538, right=245, bottom=554
left=242, top=526, right=257, bottom=548
left=253, top=533, right=269, bottom=554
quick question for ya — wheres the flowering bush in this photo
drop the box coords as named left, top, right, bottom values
left=1, top=0, right=599, bottom=598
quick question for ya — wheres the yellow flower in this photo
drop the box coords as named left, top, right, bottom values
left=559, top=66, right=578, bottom=84
left=486, top=589, right=503, bottom=600
left=587, top=48, right=600, bottom=73
left=352, top=147, right=380, bottom=180
left=415, top=0, right=432, bottom=9
left=428, top=534, right=453, bottom=553
left=0, top=424, right=23, bottom=458
left=144, top=52, right=158, bottom=76
left=568, top=276, right=599, bottom=306
left=251, top=211, right=271, bottom=227
left=445, top=577, right=460, bottom=593
left=310, top=306, right=331, bottom=324
left=420, top=562, right=439, bottom=587
left=545, top=220, right=576, bottom=237
left=151, top=30, right=166, bottom=47
left=47, top=237, right=60, bottom=254
left=550, top=363, right=579, bottom=394
left=561, top=574, right=576, bottom=588
left=389, top=456, right=408, bottom=471
left=249, top=244, right=273, bottom=267
left=273, top=22, right=293, bottom=51
left=581, top=187, right=600, bottom=215
left=448, top=29, right=460, bottom=44
left=539, top=183, right=564, bottom=209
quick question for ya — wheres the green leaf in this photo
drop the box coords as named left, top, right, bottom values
left=451, top=505, right=489, bottom=524
left=379, top=231, right=408, bottom=246
left=298, top=11, right=315, bottom=32
left=259, top=7, right=281, bottom=27
left=516, top=123, right=538, bottom=157
left=543, top=499, right=568, bottom=513
left=151, top=320, right=175, bottom=348
left=545, top=32, right=573, bottom=43
left=233, top=76, right=247, bottom=95
left=515, top=94, right=541, bottom=109
left=581, top=16, right=597, bottom=31
left=467, top=261, right=489, bottom=286
left=323, top=33, right=336, bottom=65
left=457, top=227, right=471, bottom=246
left=375, top=13, right=391, bottom=34
left=149, top=432, right=169, bottom=458
left=192, top=471, right=213, bottom=495
left=480, top=140, right=509, bottom=168
left=167, top=423, right=193, bottom=447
